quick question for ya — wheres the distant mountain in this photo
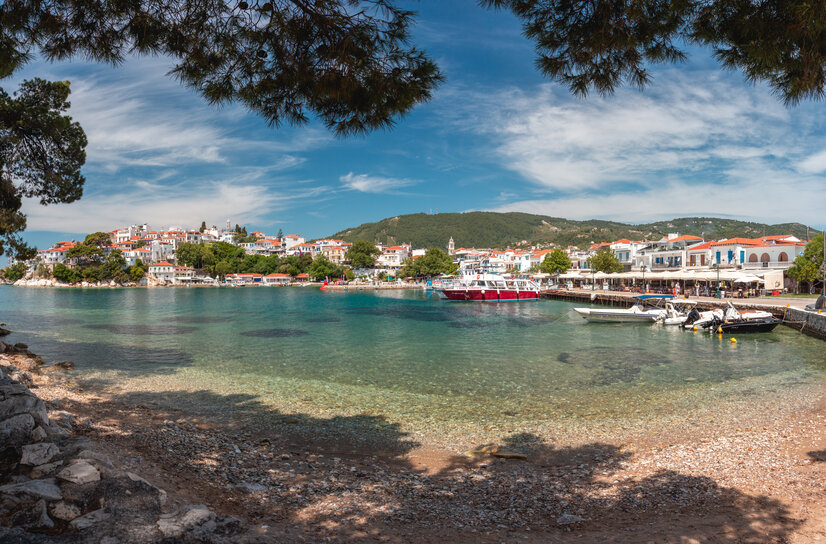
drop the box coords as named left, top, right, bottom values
left=330, top=212, right=820, bottom=250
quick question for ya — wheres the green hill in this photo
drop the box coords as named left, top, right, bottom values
left=330, top=212, right=819, bottom=250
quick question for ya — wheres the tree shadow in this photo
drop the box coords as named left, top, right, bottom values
left=54, top=388, right=804, bottom=543
left=807, top=449, right=826, bottom=462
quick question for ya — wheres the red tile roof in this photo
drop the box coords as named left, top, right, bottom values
left=668, top=235, right=703, bottom=242
left=149, top=261, right=173, bottom=267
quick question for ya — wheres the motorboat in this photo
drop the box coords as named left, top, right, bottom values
left=705, top=302, right=781, bottom=333
left=573, top=294, right=672, bottom=323
left=439, top=273, right=540, bottom=302
left=657, top=300, right=698, bottom=326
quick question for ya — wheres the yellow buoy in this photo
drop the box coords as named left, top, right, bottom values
left=730, top=338, right=737, bottom=344
left=693, top=326, right=698, bottom=331
left=717, top=327, right=723, bottom=334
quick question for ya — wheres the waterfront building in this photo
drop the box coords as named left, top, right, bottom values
left=263, top=273, right=292, bottom=285
left=147, top=261, right=175, bottom=282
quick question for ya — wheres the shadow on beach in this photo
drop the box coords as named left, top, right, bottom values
left=48, top=385, right=804, bottom=543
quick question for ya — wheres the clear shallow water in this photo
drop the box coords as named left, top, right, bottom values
left=2, top=286, right=826, bottom=437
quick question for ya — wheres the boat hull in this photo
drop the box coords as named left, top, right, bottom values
left=573, top=308, right=660, bottom=323
left=717, top=318, right=782, bottom=333
left=440, top=288, right=538, bottom=302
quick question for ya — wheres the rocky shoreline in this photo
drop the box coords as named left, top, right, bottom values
left=0, top=340, right=259, bottom=543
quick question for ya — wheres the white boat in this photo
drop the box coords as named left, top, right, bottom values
left=574, top=295, right=672, bottom=323
left=658, top=300, right=699, bottom=326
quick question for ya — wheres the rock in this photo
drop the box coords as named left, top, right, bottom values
left=49, top=500, right=82, bottom=521
left=10, top=499, right=54, bottom=530
left=30, top=460, right=63, bottom=479
left=463, top=444, right=528, bottom=460
left=126, top=472, right=167, bottom=506
left=20, top=442, right=59, bottom=466
left=13, top=343, right=28, bottom=350
left=0, top=383, right=50, bottom=429
left=556, top=513, right=586, bottom=525
left=157, top=505, right=215, bottom=538
left=0, top=478, right=63, bottom=502
left=57, top=461, right=100, bottom=484
left=235, top=481, right=267, bottom=494
left=44, top=422, right=69, bottom=438
left=100, top=538, right=120, bottom=544
left=69, top=508, right=109, bottom=530
left=0, top=327, right=10, bottom=337
left=52, top=361, right=75, bottom=370
left=0, top=413, right=35, bottom=435
left=7, top=369, right=33, bottom=386
left=30, top=426, right=47, bottom=442
left=49, top=410, right=74, bottom=429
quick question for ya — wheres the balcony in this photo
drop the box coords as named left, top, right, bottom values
left=742, top=261, right=792, bottom=269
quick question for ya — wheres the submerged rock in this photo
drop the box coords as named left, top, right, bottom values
left=69, top=508, right=109, bottom=530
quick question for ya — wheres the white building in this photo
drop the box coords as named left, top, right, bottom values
left=147, top=261, right=175, bottom=282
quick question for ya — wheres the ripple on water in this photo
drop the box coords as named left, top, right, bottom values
left=240, top=328, right=309, bottom=338
left=305, top=317, right=342, bottom=323
left=160, top=316, right=227, bottom=324
left=85, top=324, right=198, bottom=335
left=344, top=306, right=453, bottom=322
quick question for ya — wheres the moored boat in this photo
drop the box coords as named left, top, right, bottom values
left=574, top=295, right=672, bottom=323
left=439, top=273, right=540, bottom=302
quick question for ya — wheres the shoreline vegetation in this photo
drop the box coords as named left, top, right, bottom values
left=3, top=333, right=826, bottom=541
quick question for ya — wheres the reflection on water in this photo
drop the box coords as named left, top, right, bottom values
left=2, top=286, right=825, bottom=428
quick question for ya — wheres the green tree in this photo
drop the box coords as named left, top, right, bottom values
left=539, top=249, right=572, bottom=276
left=214, top=261, right=233, bottom=279
left=53, top=263, right=80, bottom=284
left=1, top=1, right=441, bottom=136
left=347, top=240, right=381, bottom=268
left=277, top=228, right=283, bottom=239
left=2, top=262, right=28, bottom=282
left=401, top=247, right=454, bottom=277
left=128, top=264, right=146, bottom=283
left=199, top=221, right=207, bottom=233
left=486, top=0, right=826, bottom=104
left=84, top=231, right=111, bottom=248
left=100, top=249, right=128, bottom=282
left=787, top=233, right=824, bottom=293
left=309, top=255, right=340, bottom=280
left=587, top=248, right=623, bottom=274
left=1, top=78, right=87, bottom=259
left=66, top=242, right=104, bottom=266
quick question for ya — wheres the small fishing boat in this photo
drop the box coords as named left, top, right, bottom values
left=439, top=273, right=540, bottom=302
left=574, top=294, right=672, bottom=323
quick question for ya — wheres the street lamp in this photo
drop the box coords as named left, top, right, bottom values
left=713, top=263, right=721, bottom=298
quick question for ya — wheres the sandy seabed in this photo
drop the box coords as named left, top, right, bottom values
left=7, top=346, right=826, bottom=543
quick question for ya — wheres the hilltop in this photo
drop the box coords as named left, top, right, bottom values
left=330, top=212, right=819, bottom=249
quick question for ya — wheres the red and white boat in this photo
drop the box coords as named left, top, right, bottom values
left=439, top=273, right=540, bottom=302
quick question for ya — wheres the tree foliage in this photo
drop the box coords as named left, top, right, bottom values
left=65, top=242, right=104, bottom=265
left=400, top=247, right=454, bottom=277
left=0, top=0, right=443, bottom=136
left=486, top=0, right=826, bottom=104
left=587, top=247, right=623, bottom=273
left=84, top=231, right=111, bottom=248
left=0, top=78, right=87, bottom=258
left=787, top=233, right=824, bottom=291
left=1, top=262, right=27, bottom=282
left=346, top=240, right=381, bottom=268
left=175, top=241, right=321, bottom=279
left=539, top=248, right=571, bottom=275
left=308, top=254, right=345, bottom=280
left=53, top=262, right=79, bottom=284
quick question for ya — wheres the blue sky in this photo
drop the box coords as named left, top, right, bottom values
left=11, top=0, right=826, bottom=252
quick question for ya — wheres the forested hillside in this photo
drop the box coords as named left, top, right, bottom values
left=331, top=213, right=817, bottom=250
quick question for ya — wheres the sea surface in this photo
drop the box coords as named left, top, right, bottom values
left=3, top=286, right=826, bottom=444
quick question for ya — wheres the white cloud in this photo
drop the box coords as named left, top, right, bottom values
left=470, top=76, right=793, bottom=190
left=339, top=172, right=417, bottom=193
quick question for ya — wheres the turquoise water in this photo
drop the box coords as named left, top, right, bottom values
left=2, top=286, right=825, bottom=439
